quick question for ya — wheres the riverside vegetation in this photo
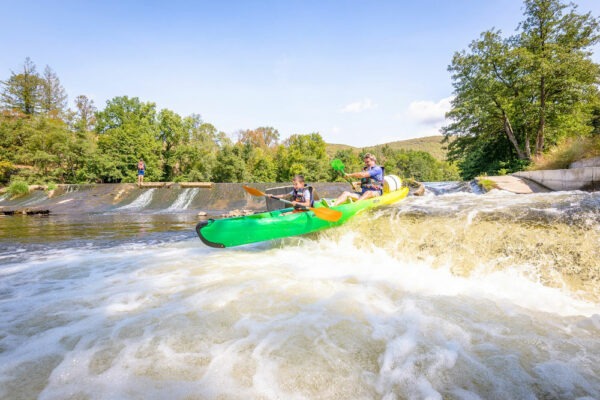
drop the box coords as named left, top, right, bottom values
left=2, top=0, right=600, bottom=187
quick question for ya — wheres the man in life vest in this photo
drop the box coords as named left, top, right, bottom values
left=137, top=158, right=146, bottom=186
left=269, top=174, right=312, bottom=210
left=332, top=153, right=383, bottom=206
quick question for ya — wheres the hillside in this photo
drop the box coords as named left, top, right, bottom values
left=326, top=135, right=449, bottom=161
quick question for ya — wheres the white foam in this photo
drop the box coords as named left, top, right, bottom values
left=167, top=188, right=198, bottom=210
left=1, top=234, right=599, bottom=399
left=118, top=189, right=155, bottom=210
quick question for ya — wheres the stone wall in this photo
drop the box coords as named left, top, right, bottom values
left=513, top=168, right=600, bottom=191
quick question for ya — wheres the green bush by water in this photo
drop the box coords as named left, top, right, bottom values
left=8, top=181, right=30, bottom=198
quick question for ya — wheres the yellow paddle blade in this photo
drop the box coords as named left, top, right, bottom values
left=309, top=206, right=342, bottom=222
left=242, top=185, right=266, bottom=197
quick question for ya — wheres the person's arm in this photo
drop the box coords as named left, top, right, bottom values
left=269, top=191, right=293, bottom=200
left=345, top=171, right=370, bottom=179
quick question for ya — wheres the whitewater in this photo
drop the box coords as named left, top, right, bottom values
left=0, top=184, right=599, bottom=399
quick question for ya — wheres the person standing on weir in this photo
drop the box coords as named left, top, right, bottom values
left=137, top=158, right=146, bottom=186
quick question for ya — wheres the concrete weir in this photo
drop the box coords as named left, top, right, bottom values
left=0, top=182, right=349, bottom=216
left=514, top=168, right=600, bottom=192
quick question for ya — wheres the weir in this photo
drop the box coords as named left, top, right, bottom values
left=0, top=182, right=354, bottom=215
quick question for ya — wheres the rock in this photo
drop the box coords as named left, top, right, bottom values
left=220, top=209, right=254, bottom=218
left=197, top=211, right=208, bottom=217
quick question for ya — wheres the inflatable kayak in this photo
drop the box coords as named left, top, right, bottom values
left=196, top=177, right=409, bottom=248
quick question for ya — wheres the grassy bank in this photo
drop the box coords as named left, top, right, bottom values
left=530, top=136, right=600, bottom=170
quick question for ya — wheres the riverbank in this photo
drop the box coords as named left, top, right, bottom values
left=480, top=158, right=600, bottom=193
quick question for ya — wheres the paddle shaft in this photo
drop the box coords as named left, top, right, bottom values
left=243, top=185, right=342, bottom=222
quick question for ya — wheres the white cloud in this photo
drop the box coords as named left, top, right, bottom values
left=340, top=98, right=377, bottom=113
left=406, top=96, right=453, bottom=124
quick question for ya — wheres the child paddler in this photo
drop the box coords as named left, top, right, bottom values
left=269, top=174, right=312, bottom=210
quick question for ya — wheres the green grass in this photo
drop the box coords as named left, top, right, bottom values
left=8, top=181, right=30, bottom=198
left=476, top=177, right=498, bottom=192
left=530, top=136, right=600, bottom=170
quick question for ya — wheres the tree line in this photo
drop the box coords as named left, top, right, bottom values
left=444, top=0, right=600, bottom=179
left=0, top=58, right=459, bottom=185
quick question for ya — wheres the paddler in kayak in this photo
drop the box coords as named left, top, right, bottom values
left=269, top=174, right=313, bottom=211
left=332, top=153, right=383, bottom=206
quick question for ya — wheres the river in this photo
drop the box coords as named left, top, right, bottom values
left=0, top=183, right=599, bottom=399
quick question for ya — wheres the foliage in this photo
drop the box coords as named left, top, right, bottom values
left=529, top=135, right=600, bottom=170
left=1, top=58, right=68, bottom=117
left=476, top=177, right=499, bottom=192
left=1, top=58, right=462, bottom=184
left=7, top=180, right=29, bottom=197
left=444, top=0, right=600, bottom=177
left=0, top=160, right=15, bottom=184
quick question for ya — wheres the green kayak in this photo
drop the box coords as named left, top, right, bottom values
left=196, top=186, right=409, bottom=248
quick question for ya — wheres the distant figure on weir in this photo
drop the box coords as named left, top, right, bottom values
left=137, top=158, right=146, bottom=186
left=332, top=153, right=383, bottom=206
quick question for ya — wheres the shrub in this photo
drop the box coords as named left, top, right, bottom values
left=476, top=177, right=498, bottom=192
left=8, top=181, right=30, bottom=198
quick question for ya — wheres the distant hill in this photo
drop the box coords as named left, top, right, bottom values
left=326, top=135, right=449, bottom=161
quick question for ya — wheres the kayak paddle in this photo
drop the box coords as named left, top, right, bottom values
left=331, top=159, right=346, bottom=174
left=242, top=185, right=342, bottom=222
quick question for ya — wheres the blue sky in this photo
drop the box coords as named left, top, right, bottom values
left=2, top=0, right=600, bottom=147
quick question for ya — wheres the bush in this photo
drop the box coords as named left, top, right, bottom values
left=0, top=160, right=15, bottom=184
left=8, top=181, right=30, bottom=198
left=476, top=177, right=498, bottom=192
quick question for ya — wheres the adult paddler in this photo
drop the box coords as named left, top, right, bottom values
left=332, top=153, right=383, bottom=206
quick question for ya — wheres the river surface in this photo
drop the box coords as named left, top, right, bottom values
left=1, top=184, right=599, bottom=399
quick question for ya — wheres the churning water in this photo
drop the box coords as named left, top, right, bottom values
left=0, top=186, right=599, bottom=399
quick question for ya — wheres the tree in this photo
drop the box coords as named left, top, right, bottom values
left=40, top=65, right=68, bottom=116
left=444, top=0, right=600, bottom=177
left=277, top=133, right=329, bottom=182
left=94, top=96, right=161, bottom=183
left=73, top=95, right=97, bottom=132
left=157, top=108, right=185, bottom=180
left=213, top=143, right=247, bottom=182
left=0, top=57, right=44, bottom=115
left=237, top=126, right=280, bottom=149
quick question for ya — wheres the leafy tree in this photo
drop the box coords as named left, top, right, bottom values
left=246, top=147, right=277, bottom=182
left=213, top=143, right=247, bottom=182
left=94, top=96, right=161, bottom=183
left=277, top=133, right=329, bottom=182
left=40, top=65, right=68, bottom=116
left=237, top=126, right=280, bottom=149
left=444, top=0, right=600, bottom=177
left=157, top=108, right=186, bottom=180
left=73, top=95, right=97, bottom=132
left=174, top=117, right=219, bottom=181
left=0, top=57, right=44, bottom=115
